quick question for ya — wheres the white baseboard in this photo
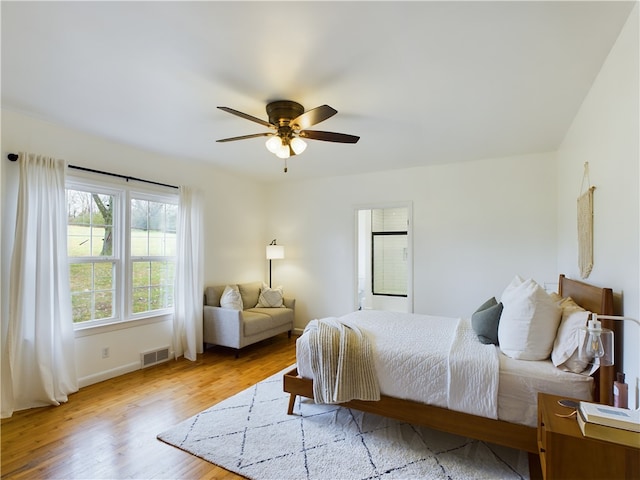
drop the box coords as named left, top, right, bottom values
left=78, top=361, right=140, bottom=388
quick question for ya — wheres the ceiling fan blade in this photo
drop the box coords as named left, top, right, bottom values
left=299, top=130, right=360, bottom=143
left=290, top=105, right=337, bottom=130
left=216, top=132, right=272, bottom=142
left=217, top=106, right=275, bottom=129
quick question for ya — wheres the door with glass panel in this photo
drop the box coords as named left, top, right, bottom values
left=356, top=204, right=412, bottom=312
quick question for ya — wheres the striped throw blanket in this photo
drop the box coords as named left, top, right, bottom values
left=306, top=317, right=380, bottom=404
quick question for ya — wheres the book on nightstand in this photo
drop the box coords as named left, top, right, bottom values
left=577, top=409, right=640, bottom=449
left=579, top=402, right=640, bottom=432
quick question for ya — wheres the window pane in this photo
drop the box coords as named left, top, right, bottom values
left=132, top=262, right=150, bottom=288
left=69, top=261, right=115, bottom=323
left=148, top=234, right=163, bottom=256
left=71, top=292, right=93, bottom=323
left=94, top=291, right=113, bottom=320
left=373, top=234, right=408, bottom=296
left=150, top=286, right=165, bottom=310
left=92, top=227, right=111, bottom=256
left=68, top=226, right=92, bottom=257
left=131, top=198, right=149, bottom=256
left=148, top=201, right=165, bottom=232
left=69, top=263, right=92, bottom=291
left=130, top=260, right=174, bottom=315
left=131, top=200, right=178, bottom=257
left=150, top=261, right=165, bottom=285
left=92, top=194, right=113, bottom=227
left=132, top=287, right=150, bottom=314
left=67, top=189, right=114, bottom=258
left=131, top=229, right=148, bottom=256
left=166, top=206, right=177, bottom=233
left=94, top=263, right=113, bottom=290
left=372, top=207, right=407, bottom=232
left=67, top=190, right=91, bottom=226
left=131, top=198, right=149, bottom=230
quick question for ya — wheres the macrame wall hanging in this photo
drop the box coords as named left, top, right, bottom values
left=577, top=162, right=595, bottom=278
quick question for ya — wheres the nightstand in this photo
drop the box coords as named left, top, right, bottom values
left=537, top=392, right=639, bottom=479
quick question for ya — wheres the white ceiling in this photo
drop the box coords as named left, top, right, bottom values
left=1, top=1, right=636, bottom=182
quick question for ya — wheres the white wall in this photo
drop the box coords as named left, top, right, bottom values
left=266, top=151, right=559, bottom=328
left=1, top=109, right=268, bottom=386
left=557, top=5, right=639, bottom=408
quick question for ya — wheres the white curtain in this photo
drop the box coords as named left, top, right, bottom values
left=173, top=186, right=204, bottom=361
left=2, top=153, right=78, bottom=418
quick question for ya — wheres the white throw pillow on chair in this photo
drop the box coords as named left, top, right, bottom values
left=256, top=283, right=284, bottom=308
left=220, top=285, right=243, bottom=310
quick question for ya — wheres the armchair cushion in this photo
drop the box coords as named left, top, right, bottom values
left=238, top=282, right=262, bottom=311
left=205, top=285, right=226, bottom=306
left=243, top=310, right=291, bottom=336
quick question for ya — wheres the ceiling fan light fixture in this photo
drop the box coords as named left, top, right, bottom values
left=265, top=135, right=282, bottom=154
left=290, top=137, right=307, bottom=155
left=275, top=142, right=290, bottom=159
left=218, top=100, right=359, bottom=172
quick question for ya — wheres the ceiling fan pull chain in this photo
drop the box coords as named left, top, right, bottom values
left=284, top=158, right=288, bottom=173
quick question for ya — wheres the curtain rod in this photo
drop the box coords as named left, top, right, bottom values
left=7, top=153, right=179, bottom=190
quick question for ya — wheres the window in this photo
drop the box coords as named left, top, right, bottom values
left=130, top=197, right=177, bottom=314
left=371, top=208, right=408, bottom=297
left=67, top=177, right=177, bottom=327
left=67, top=189, right=117, bottom=323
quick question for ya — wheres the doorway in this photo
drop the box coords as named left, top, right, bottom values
left=355, top=203, right=413, bottom=312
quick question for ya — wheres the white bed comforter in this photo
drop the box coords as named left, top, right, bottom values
left=297, top=310, right=499, bottom=419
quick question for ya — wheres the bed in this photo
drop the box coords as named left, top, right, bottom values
left=282, top=275, right=616, bottom=457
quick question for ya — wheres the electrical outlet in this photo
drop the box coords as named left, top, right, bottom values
left=102, top=347, right=110, bottom=359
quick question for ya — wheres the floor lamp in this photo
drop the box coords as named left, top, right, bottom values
left=266, top=239, right=284, bottom=288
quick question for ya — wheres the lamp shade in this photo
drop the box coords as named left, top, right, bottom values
left=266, top=245, right=284, bottom=260
left=578, top=324, right=614, bottom=366
left=290, top=137, right=307, bottom=155
left=265, top=136, right=283, bottom=154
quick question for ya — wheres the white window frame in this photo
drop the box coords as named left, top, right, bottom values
left=67, top=173, right=178, bottom=330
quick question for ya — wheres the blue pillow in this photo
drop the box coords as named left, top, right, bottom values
left=471, top=297, right=503, bottom=345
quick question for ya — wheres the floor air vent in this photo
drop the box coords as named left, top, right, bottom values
left=141, top=346, right=170, bottom=368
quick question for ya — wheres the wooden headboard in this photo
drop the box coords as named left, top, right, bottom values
left=558, top=274, right=615, bottom=405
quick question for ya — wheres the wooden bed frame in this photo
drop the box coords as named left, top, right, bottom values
left=283, top=274, right=615, bottom=457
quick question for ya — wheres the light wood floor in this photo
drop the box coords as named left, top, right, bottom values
left=1, top=334, right=297, bottom=480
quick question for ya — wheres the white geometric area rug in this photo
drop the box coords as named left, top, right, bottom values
left=158, top=368, right=529, bottom=480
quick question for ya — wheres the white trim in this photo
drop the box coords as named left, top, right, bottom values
left=77, top=361, right=141, bottom=388
left=73, top=312, right=172, bottom=338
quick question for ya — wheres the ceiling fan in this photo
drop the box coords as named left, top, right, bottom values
left=216, top=100, right=359, bottom=172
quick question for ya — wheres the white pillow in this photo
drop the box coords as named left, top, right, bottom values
left=552, top=297, right=590, bottom=373
left=498, top=277, right=562, bottom=360
left=220, top=285, right=243, bottom=310
left=500, top=274, right=525, bottom=302
left=256, top=283, right=284, bottom=308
